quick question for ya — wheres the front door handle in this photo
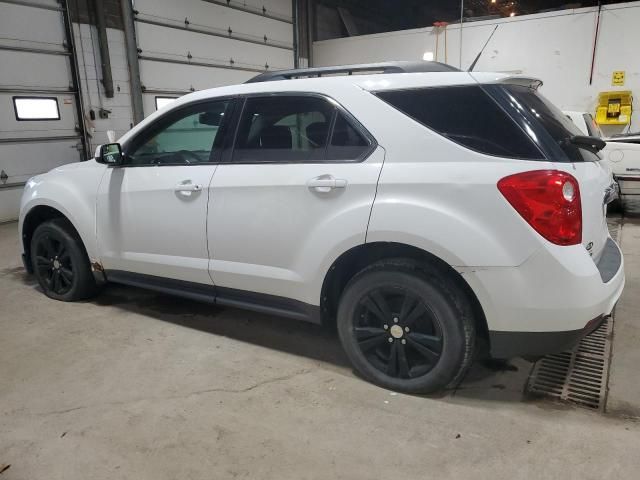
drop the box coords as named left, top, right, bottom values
left=307, top=176, right=347, bottom=193
left=175, top=181, right=202, bottom=196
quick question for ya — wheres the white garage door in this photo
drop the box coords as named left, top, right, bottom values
left=132, top=0, right=294, bottom=114
left=0, top=0, right=86, bottom=222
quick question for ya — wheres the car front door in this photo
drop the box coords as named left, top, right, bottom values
left=207, top=94, right=384, bottom=310
left=96, top=98, right=233, bottom=285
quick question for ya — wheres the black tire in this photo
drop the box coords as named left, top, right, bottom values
left=337, top=258, right=475, bottom=394
left=30, top=218, right=98, bottom=301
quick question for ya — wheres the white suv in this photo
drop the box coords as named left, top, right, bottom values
left=18, top=62, right=624, bottom=393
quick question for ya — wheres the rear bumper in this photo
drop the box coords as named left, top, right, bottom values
left=460, top=236, right=624, bottom=358
left=489, top=315, right=605, bottom=358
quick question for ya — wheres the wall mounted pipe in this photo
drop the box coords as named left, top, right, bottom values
left=91, top=0, right=114, bottom=98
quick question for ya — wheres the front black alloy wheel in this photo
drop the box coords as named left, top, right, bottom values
left=30, top=219, right=98, bottom=301
left=337, top=259, right=476, bottom=394
left=34, top=234, right=75, bottom=296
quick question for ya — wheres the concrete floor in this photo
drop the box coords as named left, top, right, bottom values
left=1, top=208, right=640, bottom=479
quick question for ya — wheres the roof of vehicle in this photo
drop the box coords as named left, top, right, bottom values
left=117, top=62, right=538, bottom=144
left=245, top=61, right=460, bottom=83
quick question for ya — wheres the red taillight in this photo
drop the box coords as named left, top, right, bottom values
left=497, top=170, right=582, bottom=246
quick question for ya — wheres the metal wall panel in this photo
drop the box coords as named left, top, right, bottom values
left=0, top=3, right=66, bottom=48
left=133, top=0, right=294, bottom=116
left=0, top=50, right=72, bottom=88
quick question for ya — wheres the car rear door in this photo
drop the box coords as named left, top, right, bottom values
left=206, top=94, right=383, bottom=308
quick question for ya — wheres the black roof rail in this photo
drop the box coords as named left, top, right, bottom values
left=245, top=61, right=460, bottom=83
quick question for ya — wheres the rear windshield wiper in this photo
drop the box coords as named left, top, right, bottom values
left=566, top=135, right=606, bottom=154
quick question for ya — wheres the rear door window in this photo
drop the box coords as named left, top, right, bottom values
left=376, top=85, right=543, bottom=160
left=233, top=95, right=335, bottom=163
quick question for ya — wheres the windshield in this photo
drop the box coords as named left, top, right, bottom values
left=502, top=85, right=600, bottom=162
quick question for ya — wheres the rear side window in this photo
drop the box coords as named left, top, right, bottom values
left=502, top=85, right=600, bottom=162
left=376, top=85, right=543, bottom=159
left=326, top=112, right=371, bottom=160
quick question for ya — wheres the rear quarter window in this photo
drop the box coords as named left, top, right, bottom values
left=501, top=85, right=600, bottom=163
left=376, top=85, right=544, bottom=160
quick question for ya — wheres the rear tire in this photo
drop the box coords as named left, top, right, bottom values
left=337, top=258, right=475, bottom=393
left=30, top=219, right=98, bottom=301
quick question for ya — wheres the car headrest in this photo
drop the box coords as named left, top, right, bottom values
left=260, top=125, right=292, bottom=149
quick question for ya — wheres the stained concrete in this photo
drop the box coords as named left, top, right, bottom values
left=1, top=220, right=639, bottom=480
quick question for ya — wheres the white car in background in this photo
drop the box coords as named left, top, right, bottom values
left=564, top=111, right=640, bottom=199
left=18, top=63, right=624, bottom=393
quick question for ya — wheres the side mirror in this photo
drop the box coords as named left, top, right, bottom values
left=95, top=143, right=123, bottom=165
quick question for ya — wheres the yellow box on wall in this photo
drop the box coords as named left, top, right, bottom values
left=595, top=90, right=632, bottom=125
left=612, top=71, right=625, bottom=86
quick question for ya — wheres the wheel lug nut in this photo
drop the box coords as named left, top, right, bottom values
left=383, top=324, right=388, bottom=330
left=388, top=338, right=393, bottom=343
left=405, top=327, right=410, bottom=332
left=401, top=339, right=406, bottom=345
left=393, top=317, right=399, bottom=323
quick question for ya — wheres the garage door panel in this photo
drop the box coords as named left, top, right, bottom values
left=0, top=138, right=82, bottom=183
left=0, top=3, right=66, bottom=46
left=0, top=51, right=71, bottom=89
left=0, top=187, right=24, bottom=223
left=0, top=0, right=85, bottom=221
left=0, top=93, right=77, bottom=136
left=135, top=23, right=292, bottom=70
left=135, top=0, right=293, bottom=44
left=139, top=60, right=255, bottom=92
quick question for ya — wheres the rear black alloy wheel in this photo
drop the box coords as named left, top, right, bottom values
left=337, top=259, right=475, bottom=394
left=30, top=219, right=98, bottom=301
left=34, top=234, right=75, bottom=296
left=354, top=287, right=443, bottom=379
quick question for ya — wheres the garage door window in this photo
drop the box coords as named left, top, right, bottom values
left=232, top=95, right=336, bottom=163
left=155, top=96, right=178, bottom=110
left=13, top=97, right=60, bottom=121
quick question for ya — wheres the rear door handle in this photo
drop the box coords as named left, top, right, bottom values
left=307, top=176, right=347, bottom=193
left=175, top=181, right=202, bottom=196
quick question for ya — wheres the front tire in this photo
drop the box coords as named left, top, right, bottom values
left=337, top=259, right=475, bottom=394
left=30, top=219, right=98, bottom=301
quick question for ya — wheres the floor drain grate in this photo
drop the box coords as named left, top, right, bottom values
left=526, top=317, right=613, bottom=410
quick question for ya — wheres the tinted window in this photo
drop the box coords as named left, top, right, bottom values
left=326, top=112, right=371, bottom=160
left=128, top=100, right=229, bottom=165
left=503, top=85, right=599, bottom=162
left=233, top=96, right=335, bottom=163
left=377, top=85, right=543, bottom=159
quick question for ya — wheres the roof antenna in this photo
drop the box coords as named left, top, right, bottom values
left=467, top=25, right=499, bottom=72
